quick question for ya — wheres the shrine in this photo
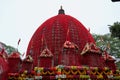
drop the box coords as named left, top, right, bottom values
left=0, top=7, right=119, bottom=80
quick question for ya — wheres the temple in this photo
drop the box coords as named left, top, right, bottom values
left=0, top=7, right=119, bottom=80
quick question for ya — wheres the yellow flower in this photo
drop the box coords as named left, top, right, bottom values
left=34, top=67, right=38, bottom=71
left=97, top=74, right=103, bottom=79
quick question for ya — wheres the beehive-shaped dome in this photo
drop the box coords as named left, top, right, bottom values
left=8, top=52, right=21, bottom=73
left=27, top=7, right=95, bottom=67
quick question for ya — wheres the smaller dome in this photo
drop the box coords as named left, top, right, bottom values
left=8, top=52, right=20, bottom=58
left=23, top=55, right=33, bottom=62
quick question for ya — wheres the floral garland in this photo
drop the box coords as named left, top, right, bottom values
left=103, top=70, right=112, bottom=75
left=71, top=70, right=78, bottom=75
left=90, top=70, right=97, bottom=75
left=62, top=70, right=71, bottom=75
left=8, top=66, right=120, bottom=79
left=78, top=70, right=86, bottom=75
left=39, top=70, right=55, bottom=75
left=47, top=71, right=55, bottom=75
left=41, top=71, right=47, bottom=75
left=96, top=71, right=103, bottom=75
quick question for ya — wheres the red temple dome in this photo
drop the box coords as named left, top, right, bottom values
left=5, top=7, right=117, bottom=80
left=26, top=7, right=96, bottom=67
left=8, top=52, right=21, bottom=73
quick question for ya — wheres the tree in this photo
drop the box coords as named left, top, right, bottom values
left=109, top=22, right=120, bottom=39
left=92, top=33, right=120, bottom=58
left=5, top=45, right=17, bottom=55
left=0, top=42, right=19, bottom=55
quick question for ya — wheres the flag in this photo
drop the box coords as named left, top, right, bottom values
left=41, top=34, right=44, bottom=44
left=41, top=34, right=48, bottom=48
left=18, top=38, right=21, bottom=45
left=22, top=52, right=25, bottom=57
left=66, top=28, right=70, bottom=41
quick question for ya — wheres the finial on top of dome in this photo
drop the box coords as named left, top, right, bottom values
left=58, top=6, right=65, bottom=14
left=60, top=6, right=63, bottom=9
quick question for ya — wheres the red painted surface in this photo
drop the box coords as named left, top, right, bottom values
left=8, top=52, right=21, bottom=73
left=26, top=13, right=115, bottom=70
left=0, top=8, right=117, bottom=79
left=0, top=51, right=8, bottom=80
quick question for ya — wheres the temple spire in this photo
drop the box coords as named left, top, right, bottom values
left=58, top=6, right=65, bottom=14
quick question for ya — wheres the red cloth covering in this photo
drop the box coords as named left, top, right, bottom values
left=8, top=58, right=21, bottom=73
left=21, top=55, right=33, bottom=71
left=8, top=52, right=21, bottom=73
left=26, top=14, right=95, bottom=67
left=39, top=57, right=53, bottom=67
left=26, top=10, right=116, bottom=70
left=0, top=53, right=8, bottom=80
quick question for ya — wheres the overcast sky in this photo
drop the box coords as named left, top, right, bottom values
left=0, top=0, right=120, bottom=54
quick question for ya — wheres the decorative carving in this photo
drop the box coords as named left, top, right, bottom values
left=81, top=42, right=100, bottom=55
left=24, top=55, right=33, bottom=62
left=63, top=41, right=79, bottom=50
left=40, top=48, right=53, bottom=57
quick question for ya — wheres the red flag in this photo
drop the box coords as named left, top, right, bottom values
left=41, top=34, right=44, bottom=44
left=66, top=28, right=70, bottom=41
left=22, top=52, right=25, bottom=57
left=41, top=34, right=48, bottom=48
left=18, top=38, right=21, bottom=45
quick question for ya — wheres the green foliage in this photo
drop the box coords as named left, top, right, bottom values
left=5, top=45, right=17, bottom=55
left=116, top=60, right=120, bottom=69
left=109, top=22, right=120, bottom=39
left=92, top=33, right=120, bottom=58
left=0, top=42, right=19, bottom=55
